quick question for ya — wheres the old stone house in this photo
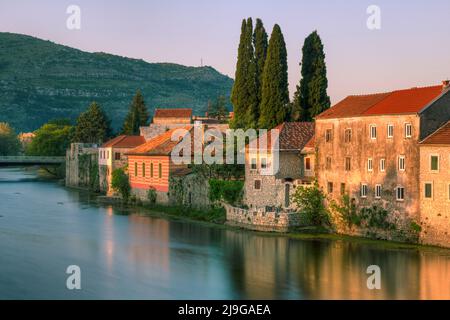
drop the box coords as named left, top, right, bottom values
left=126, top=126, right=193, bottom=204
left=244, top=122, right=315, bottom=210
left=66, top=143, right=99, bottom=189
left=98, top=135, right=145, bottom=195
left=419, top=120, right=450, bottom=247
left=140, top=108, right=193, bottom=141
left=315, top=82, right=450, bottom=229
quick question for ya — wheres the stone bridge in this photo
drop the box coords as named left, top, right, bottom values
left=0, top=156, right=65, bottom=166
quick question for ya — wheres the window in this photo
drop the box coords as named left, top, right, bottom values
left=405, top=123, right=412, bottom=138
left=361, top=184, right=368, bottom=198
left=158, top=163, right=162, bottom=178
left=387, top=124, right=394, bottom=138
left=424, top=183, right=433, bottom=199
left=380, top=158, right=386, bottom=172
left=326, top=156, right=332, bottom=170
left=305, top=157, right=311, bottom=171
left=340, top=183, right=346, bottom=195
left=327, top=182, right=333, bottom=194
left=398, top=155, right=405, bottom=171
left=367, top=158, right=373, bottom=172
left=396, top=186, right=405, bottom=201
left=375, top=184, right=382, bottom=199
left=261, top=157, right=267, bottom=169
left=254, top=180, right=261, bottom=190
left=134, top=162, right=138, bottom=177
left=150, top=162, right=154, bottom=177
left=344, top=129, right=352, bottom=143
left=345, top=157, right=351, bottom=171
left=250, top=158, right=257, bottom=170
left=326, top=129, right=333, bottom=142
left=114, top=152, right=121, bottom=160
left=430, top=155, right=439, bottom=172
left=370, top=125, right=377, bottom=139
left=142, top=163, right=145, bottom=177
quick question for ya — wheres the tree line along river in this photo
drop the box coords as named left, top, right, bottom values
left=0, top=167, right=449, bottom=299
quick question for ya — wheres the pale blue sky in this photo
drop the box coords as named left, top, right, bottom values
left=1, top=0, right=450, bottom=103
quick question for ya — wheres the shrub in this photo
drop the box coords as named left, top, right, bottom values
left=359, top=206, right=396, bottom=231
left=291, top=182, right=331, bottom=227
left=147, top=187, right=157, bottom=204
left=208, top=179, right=244, bottom=205
left=330, top=194, right=360, bottom=227
left=111, top=168, right=130, bottom=202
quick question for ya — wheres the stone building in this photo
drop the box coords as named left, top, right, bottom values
left=98, top=135, right=145, bottom=195
left=65, top=143, right=99, bottom=189
left=140, top=108, right=193, bottom=140
left=315, top=82, right=450, bottom=229
left=244, top=122, right=315, bottom=210
left=126, top=126, right=193, bottom=204
left=419, top=120, right=450, bottom=247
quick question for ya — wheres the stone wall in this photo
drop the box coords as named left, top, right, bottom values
left=65, top=143, right=99, bottom=189
left=224, top=204, right=304, bottom=232
left=169, top=173, right=211, bottom=209
left=140, top=123, right=188, bottom=141
left=131, top=187, right=169, bottom=204
left=419, top=145, right=450, bottom=248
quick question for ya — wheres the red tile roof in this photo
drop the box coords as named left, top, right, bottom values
left=316, top=85, right=444, bottom=119
left=154, top=108, right=192, bottom=118
left=126, top=126, right=193, bottom=156
left=420, top=121, right=450, bottom=145
left=248, top=122, right=315, bottom=151
left=101, top=135, right=146, bottom=148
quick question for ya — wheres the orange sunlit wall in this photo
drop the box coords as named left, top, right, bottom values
left=128, top=155, right=170, bottom=192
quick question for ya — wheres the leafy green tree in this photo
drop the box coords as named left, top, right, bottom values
left=291, top=182, right=330, bottom=227
left=72, top=102, right=112, bottom=144
left=259, top=24, right=289, bottom=129
left=291, top=31, right=330, bottom=121
left=0, top=122, right=20, bottom=156
left=26, top=120, right=73, bottom=156
left=253, top=18, right=268, bottom=120
left=111, top=168, right=131, bottom=202
left=122, top=90, right=149, bottom=135
left=230, top=18, right=258, bottom=129
left=209, top=95, right=228, bottom=122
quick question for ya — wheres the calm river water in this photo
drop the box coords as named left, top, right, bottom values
left=0, top=167, right=449, bottom=299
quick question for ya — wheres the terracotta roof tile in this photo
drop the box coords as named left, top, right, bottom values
left=154, top=108, right=192, bottom=118
left=126, top=126, right=193, bottom=156
left=101, top=135, right=146, bottom=148
left=420, top=121, right=450, bottom=145
left=248, top=122, right=315, bottom=151
left=316, top=85, right=445, bottom=119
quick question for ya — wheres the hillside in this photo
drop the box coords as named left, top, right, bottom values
left=0, top=32, right=233, bottom=132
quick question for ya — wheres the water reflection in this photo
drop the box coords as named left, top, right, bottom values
left=0, top=167, right=449, bottom=299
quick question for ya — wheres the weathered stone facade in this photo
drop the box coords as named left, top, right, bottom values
left=316, top=114, right=422, bottom=223
left=419, top=144, right=450, bottom=247
left=224, top=204, right=304, bottom=232
left=65, top=143, right=99, bottom=189
left=169, top=172, right=211, bottom=209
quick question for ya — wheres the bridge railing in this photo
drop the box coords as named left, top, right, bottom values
left=0, top=156, right=65, bottom=163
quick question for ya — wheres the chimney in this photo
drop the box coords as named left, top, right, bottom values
left=443, top=80, right=450, bottom=90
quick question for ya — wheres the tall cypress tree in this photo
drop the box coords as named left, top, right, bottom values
left=72, top=102, right=112, bottom=144
left=122, top=90, right=149, bottom=135
left=259, top=24, right=289, bottom=130
left=253, top=18, right=268, bottom=122
left=291, top=31, right=330, bottom=121
left=230, top=18, right=258, bottom=129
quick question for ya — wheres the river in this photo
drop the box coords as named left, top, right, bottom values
left=0, top=167, right=449, bottom=299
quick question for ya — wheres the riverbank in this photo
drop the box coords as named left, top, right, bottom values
left=96, top=195, right=450, bottom=253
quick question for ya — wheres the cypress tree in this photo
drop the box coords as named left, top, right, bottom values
left=230, top=18, right=258, bottom=129
left=72, top=102, right=112, bottom=144
left=292, top=30, right=330, bottom=121
left=122, top=90, right=149, bottom=135
left=259, top=24, right=289, bottom=130
left=253, top=18, right=268, bottom=122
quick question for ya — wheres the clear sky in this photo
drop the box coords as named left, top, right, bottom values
left=1, top=0, right=450, bottom=104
